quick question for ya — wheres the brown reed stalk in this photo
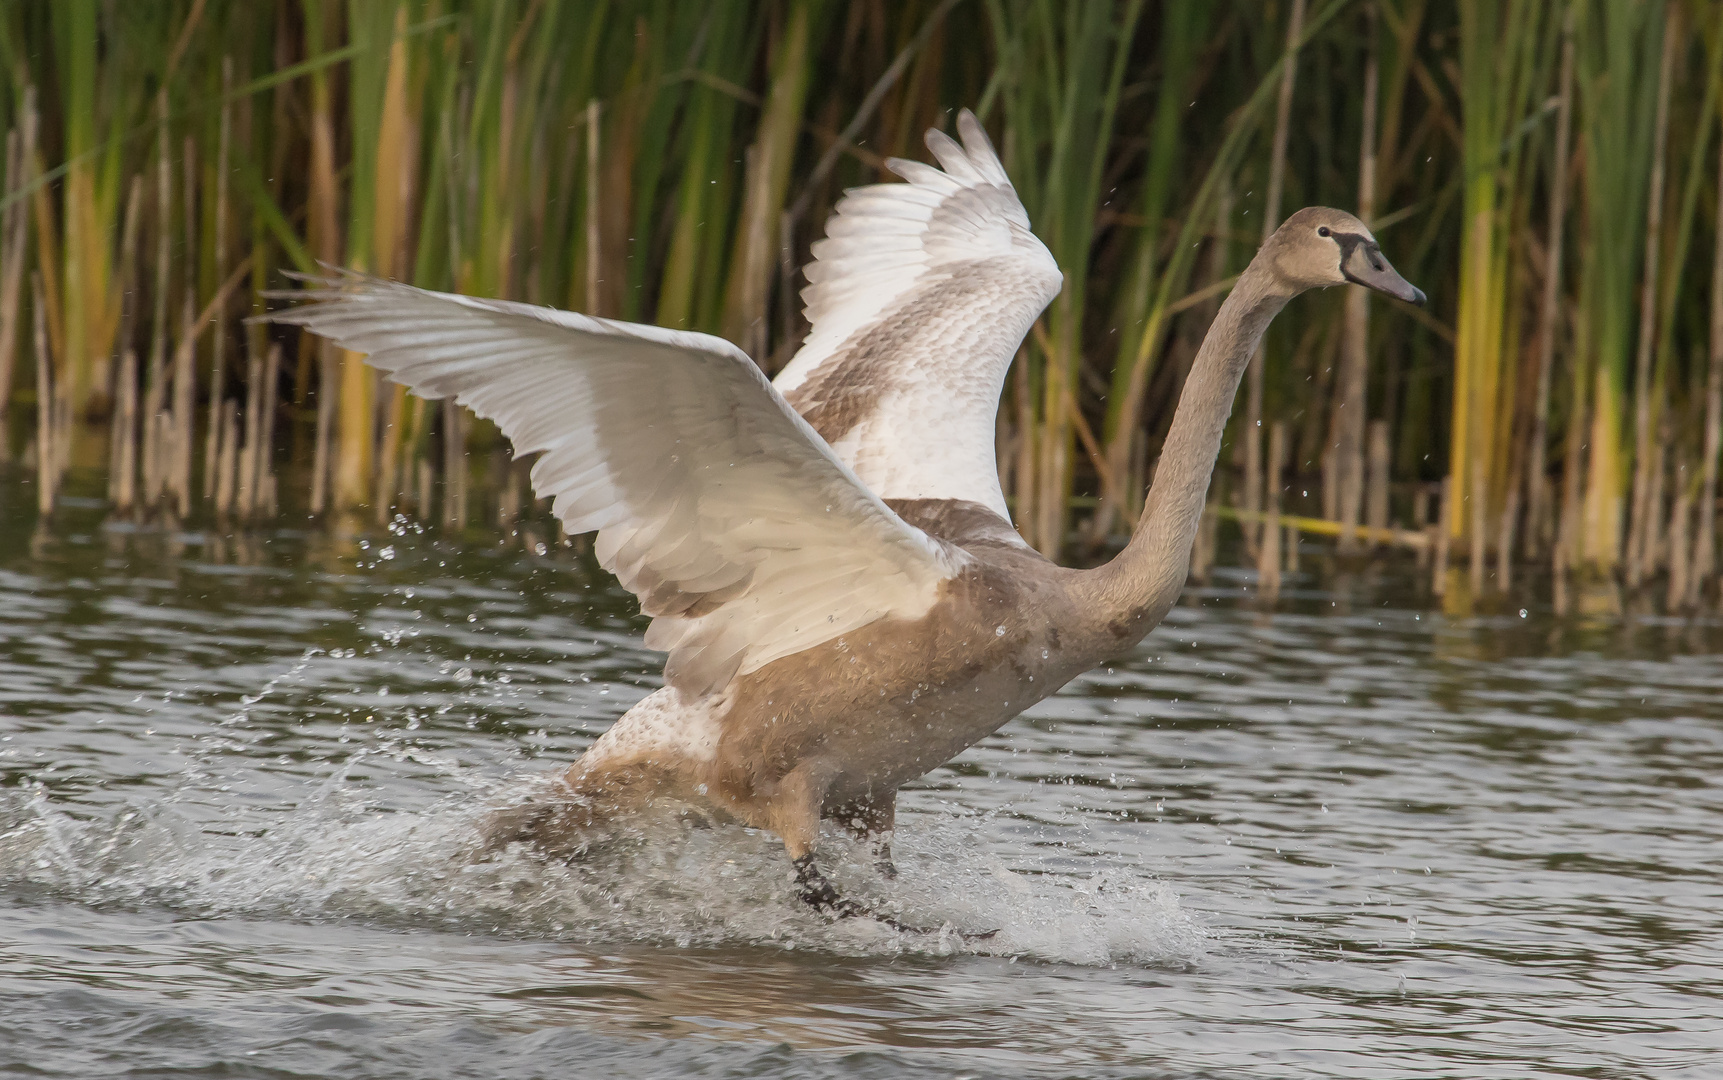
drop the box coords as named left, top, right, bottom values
left=1555, top=319, right=1589, bottom=577
left=584, top=98, right=600, bottom=314
left=112, top=348, right=138, bottom=515
left=171, top=291, right=194, bottom=518
left=203, top=59, right=234, bottom=501
left=33, top=274, right=53, bottom=515
left=146, top=409, right=168, bottom=509
left=497, top=451, right=520, bottom=530
left=304, top=0, right=341, bottom=515
left=237, top=340, right=263, bottom=519
left=1258, top=419, right=1287, bottom=602
left=1366, top=420, right=1391, bottom=534
left=27, top=134, right=64, bottom=390
left=442, top=397, right=466, bottom=530
left=183, top=132, right=198, bottom=290
left=156, top=250, right=254, bottom=517
left=416, top=457, right=433, bottom=523
left=310, top=341, right=334, bottom=516
left=107, top=177, right=142, bottom=505
left=140, top=382, right=163, bottom=509
left=215, top=397, right=237, bottom=519
left=142, top=99, right=171, bottom=516
left=1432, top=475, right=1452, bottom=597
left=1666, top=452, right=1691, bottom=610
left=1497, top=467, right=1518, bottom=592
left=723, top=4, right=812, bottom=360
left=1642, top=399, right=1670, bottom=579
left=259, top=343, right=281, bottom=518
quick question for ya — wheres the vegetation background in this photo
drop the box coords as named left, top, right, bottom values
left=2, top=0, right=1719, bottom=615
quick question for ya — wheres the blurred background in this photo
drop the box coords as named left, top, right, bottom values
left=0, top=0, right=1714, bottom=613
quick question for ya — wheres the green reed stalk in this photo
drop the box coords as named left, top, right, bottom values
left=0, top=0, right=1716, bottom=611
left=1575, top=0, right=1667, bottom=572
left=984, top=0, right=1142, bottom=556
left=723, top=1, right=814, bottom=362
left=1450, top=0, right=1551, bottom=569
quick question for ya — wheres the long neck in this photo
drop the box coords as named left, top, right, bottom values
left=1078, top=259, right=1291, bottom=639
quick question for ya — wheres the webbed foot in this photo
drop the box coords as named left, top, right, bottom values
left=793, top=853, right=867, bottom=918
left=791, top=854, right=994, bottom=939
left=870, top=836, right=898, bottom=880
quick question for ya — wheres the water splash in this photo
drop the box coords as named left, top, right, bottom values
left=0, top=770, right=1204, bottom=967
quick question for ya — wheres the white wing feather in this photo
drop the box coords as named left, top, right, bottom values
left=272, top=276, right=967, bottom=696
left=775, top=110, right=1063, bottom=520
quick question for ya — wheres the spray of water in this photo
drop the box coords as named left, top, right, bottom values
left=0, top=762, right=1205, bottom=967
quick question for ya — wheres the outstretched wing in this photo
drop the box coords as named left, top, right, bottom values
left=273, top=275, right=968, bottom=697
left=775, top=109, right=1062, bottom=523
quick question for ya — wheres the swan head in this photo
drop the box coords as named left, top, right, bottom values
left=1266, top=207, right=1426, bottom=306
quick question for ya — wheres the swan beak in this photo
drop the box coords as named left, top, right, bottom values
left=1342, top=241, right=1426, bottom=306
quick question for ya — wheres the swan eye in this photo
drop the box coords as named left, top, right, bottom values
left=1318, top=226, right=1332, bottom=238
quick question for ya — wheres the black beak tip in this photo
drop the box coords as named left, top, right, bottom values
left=1410, top=285, right=1427, bottom=307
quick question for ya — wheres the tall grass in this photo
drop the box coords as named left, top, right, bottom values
left=3, top=0, right=1723, bottom=614
left=1450, top=0, right=1553, bottom=594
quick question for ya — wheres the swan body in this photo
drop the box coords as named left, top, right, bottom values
left=274, top=110, right=1423, bottom=914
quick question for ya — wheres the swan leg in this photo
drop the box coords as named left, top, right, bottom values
left=778, top=779, right=972, bottom=937
left=833, top=791, right=898, bottom=880
left=767, top=762, right=869, bottom=917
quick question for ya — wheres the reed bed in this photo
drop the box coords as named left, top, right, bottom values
left=2, top=0, right=1723, bottom=616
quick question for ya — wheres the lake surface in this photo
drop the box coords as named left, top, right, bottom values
left=3, top=477, right=1721, bottom=1078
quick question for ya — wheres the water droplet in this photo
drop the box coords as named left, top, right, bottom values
left=1519, top=608, right=1528, bottom=618
left=995, top=625, right=1006, bottom=636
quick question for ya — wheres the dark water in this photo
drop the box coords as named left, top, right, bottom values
left=3, top=478, right=1721, bottom=1078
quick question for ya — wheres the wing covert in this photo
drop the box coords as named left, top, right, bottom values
left=775, top=110, right=1062, bottom=522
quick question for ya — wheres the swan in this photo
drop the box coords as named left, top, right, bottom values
left=272, top=110, right=1423, bottom=919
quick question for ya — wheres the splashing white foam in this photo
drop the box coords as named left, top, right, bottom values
left=0, top=775, right=1206, bottom=968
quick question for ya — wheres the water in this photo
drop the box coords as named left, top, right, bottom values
left=4, top=481, right=1722, bottom=1078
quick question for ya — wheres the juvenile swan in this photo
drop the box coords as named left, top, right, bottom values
left=273, top=111, right=1423, bottom=917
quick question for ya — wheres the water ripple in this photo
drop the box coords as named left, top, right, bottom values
left=2, top=491, right=1721, bottom=1077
